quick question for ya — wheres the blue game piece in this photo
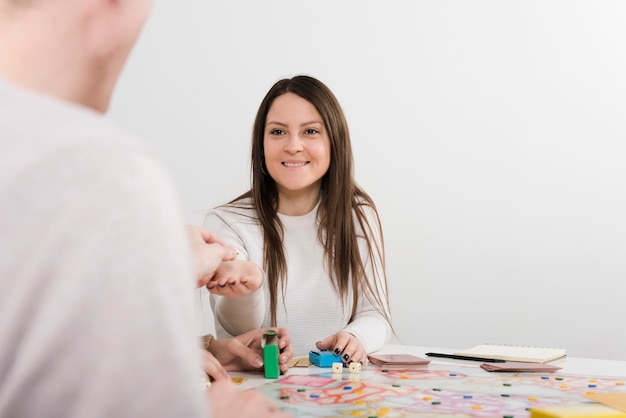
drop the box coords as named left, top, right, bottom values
left=309, top=350, right=343, bottom=367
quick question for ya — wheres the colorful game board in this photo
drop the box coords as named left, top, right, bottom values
left=255, top=364, right=626, bottom=417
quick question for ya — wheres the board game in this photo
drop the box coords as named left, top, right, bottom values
left=255, top=364, right=626, bottom=417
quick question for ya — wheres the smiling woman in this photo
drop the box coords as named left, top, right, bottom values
left=109, top=1, right=626, bottom=361
left=203, top=75, right=393, bottom=363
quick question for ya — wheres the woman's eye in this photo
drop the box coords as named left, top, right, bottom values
left=269, top=129, right=284, bottom=135
left=304, top=128, right=319, bottom=135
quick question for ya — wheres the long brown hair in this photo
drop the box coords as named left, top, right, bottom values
left=230, top=75, right=392, bottom=329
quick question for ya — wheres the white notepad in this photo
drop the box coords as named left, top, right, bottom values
left=454, top=344, right=567, bottom=363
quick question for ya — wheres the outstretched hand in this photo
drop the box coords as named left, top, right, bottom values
left=315, top=330, right=367, bottom=366
left=205, top=260, right=264, bottom=297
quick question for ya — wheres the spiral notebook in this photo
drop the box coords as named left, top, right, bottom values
left=454, top=344, right=567, bottom=364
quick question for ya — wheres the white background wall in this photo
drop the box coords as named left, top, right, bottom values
left=108, top=1, right=626, bottom=360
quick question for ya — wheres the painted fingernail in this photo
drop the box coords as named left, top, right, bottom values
left=334, top=348, right=340, bottom=355
left=343, top=354, right=349, bottom=361
left=218, top=283, right=227, bottom=288
left=207, top=285, right=214, bottom=290
left=229, top=281, right=236, bottom=285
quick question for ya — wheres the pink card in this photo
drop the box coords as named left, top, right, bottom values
left=480, top=361, right=561, bottom=372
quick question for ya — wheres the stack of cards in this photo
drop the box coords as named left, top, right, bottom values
left=480, top=361, right=561, bottom=372
left=367, top=354, right=431, bottom=368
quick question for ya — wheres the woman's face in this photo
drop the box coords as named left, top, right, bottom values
left=263, top=93, right=331, bottom=204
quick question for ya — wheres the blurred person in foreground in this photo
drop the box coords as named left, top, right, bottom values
left=0, top=1, right=292, bottom=417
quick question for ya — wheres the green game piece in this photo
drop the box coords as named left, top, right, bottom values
left=262, top=330, right=280, bottom=379
left=432, top=401, right=441, bottom=405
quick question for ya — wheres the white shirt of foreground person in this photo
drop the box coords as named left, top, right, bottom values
left=0, top=77, right=208, bottom=417
left=0, top=1, right=291, bottom=416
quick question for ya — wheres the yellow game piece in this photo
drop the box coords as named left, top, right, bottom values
left=530, top=404, right=626, bottom=418
left=472, top=405, right=483, bottom=410
left=423, top=396, right=432, bottom=401
left=617, top=382, right=625, bottom=386
left=529, top=397, right=538, bottom=402
left=230, top=377, right=248, bottom=385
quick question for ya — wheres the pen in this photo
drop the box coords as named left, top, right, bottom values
left=425, top=352, right=506, bottom=363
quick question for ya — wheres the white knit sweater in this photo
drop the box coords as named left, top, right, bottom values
left=204, top=198, right=391, bottom=357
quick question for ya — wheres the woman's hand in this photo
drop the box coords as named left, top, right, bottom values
left=201, top=327, right=292, bottom=383
left=205, top=260, right=264, bottom=297
left=315, top=330, right=367, bottom=366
